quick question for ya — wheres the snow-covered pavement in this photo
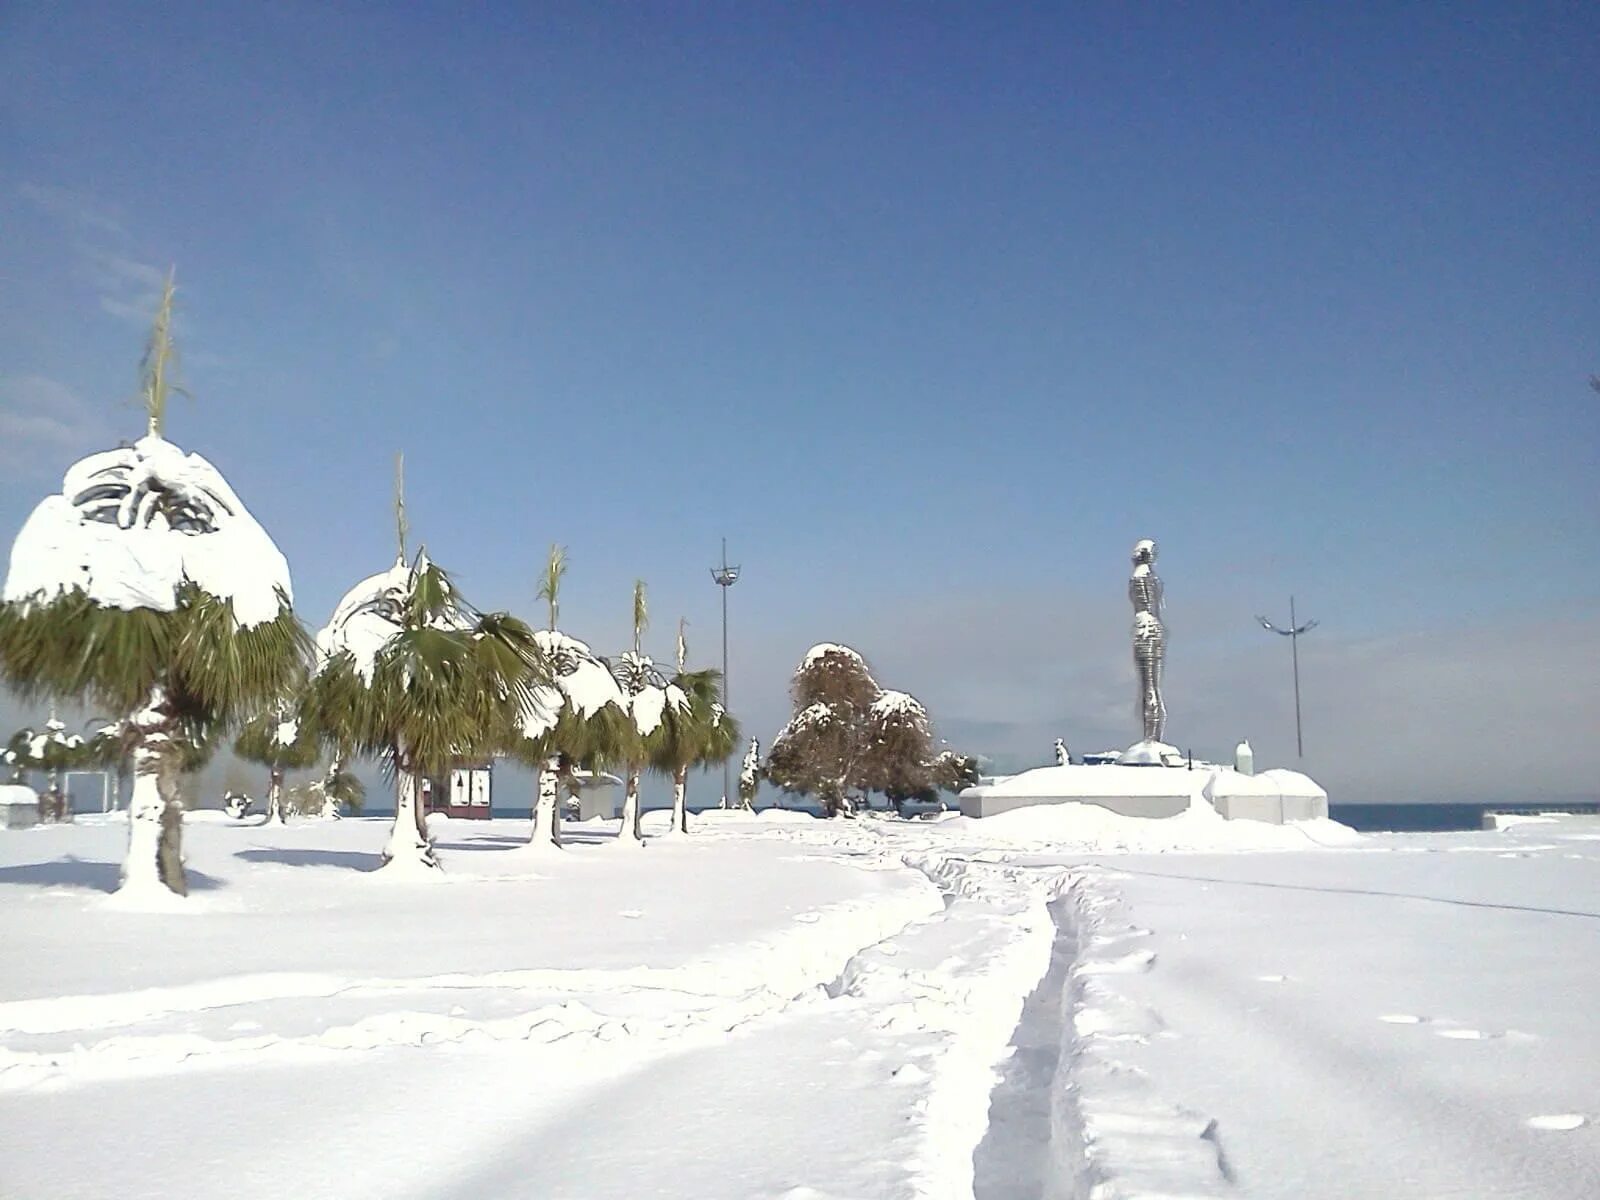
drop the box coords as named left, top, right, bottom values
left=1, top=807, right=1596, bottom=1198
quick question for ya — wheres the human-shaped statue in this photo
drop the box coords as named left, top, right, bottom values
left=1053, top=738, right=1070, bottom=766
left=1129, top=538, right=1166, bottom=743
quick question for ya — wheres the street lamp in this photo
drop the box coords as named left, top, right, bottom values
left=710, top=538, right=741, bottom=806
left=1256, top=596, right=1318, bottom=758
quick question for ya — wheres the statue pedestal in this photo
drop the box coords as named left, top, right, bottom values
left=1117, top=740, right=1185, bottom=767
left=959, top=762, right=1327, bottom=825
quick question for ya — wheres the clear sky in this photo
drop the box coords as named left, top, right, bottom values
left=2, top=3, right=1596, bottom=806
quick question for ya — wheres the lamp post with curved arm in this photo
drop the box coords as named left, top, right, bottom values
left=1256, top=597, right=1318, bottom=758
left=710, top=539, right=741, bottom=806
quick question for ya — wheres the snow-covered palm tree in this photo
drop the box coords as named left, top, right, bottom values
left=651, top=621, right=739, bottom=835
left=313, top=540, right=545, bottom=872
left=607, top=582, right=686, bottom=846
left=4, top=717, right=88, bottom=819
left=737, top=737, right=761, bottom=811
left=234, top=695, right=321, bottom=823
left=0, top=276, right=308, bottom=896
left=510, top=542, right=630, bottom=850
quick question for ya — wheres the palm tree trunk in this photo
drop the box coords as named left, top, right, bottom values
left=123, top=685, right=187, bottom=897
left=530, top=757, right=562, bottom=849
left=383, top=754, right=438, bottom=870
left=268, top=767, right=286, bottom=823
left=618, top=766, right=643, bottom=845
left=413, top=774, right=430, bottom=842
left=671, top=765, right=689, bottom=834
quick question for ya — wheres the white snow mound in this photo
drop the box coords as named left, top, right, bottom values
left=4, top=436, right=292, bottom=629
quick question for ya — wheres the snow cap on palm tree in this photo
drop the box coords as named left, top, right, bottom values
left=517, top=629, right=626, bottom=740
left=0, top=274, right=307, bottom=894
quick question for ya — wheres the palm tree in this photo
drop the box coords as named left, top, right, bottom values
left=314, top=539, right=545, bottom=872
left=308, top=747, right=366, bottom=819
left=511, top=546, right=630, bottom=850
left=737, top=737, right=761, bottom=811
left=652, top=621, right=739, bottom=835
left=234, top=692, right=321, bottom=823
left=0, top=275, right=307, bottom=895
left=607, top=581, right=686, bottom=846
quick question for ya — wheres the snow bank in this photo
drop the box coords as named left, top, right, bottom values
left=946, top=796, right=1358, bottom=852
left=3, top=437, right=292, bottom=629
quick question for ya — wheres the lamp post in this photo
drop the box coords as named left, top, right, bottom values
left=709, top=538, right=741, bottom=806
left=1256, top=596, right=1318, bottom=758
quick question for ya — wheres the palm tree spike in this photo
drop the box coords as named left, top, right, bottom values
left=394, top=452, right=409, bottom=563
left=676, top=617, right=688, bottom=673
left=140, top=268, right=179, bottom=439
left=539, top=543, right=567, bottom=631
left=632, top=580, right=648, bottom=654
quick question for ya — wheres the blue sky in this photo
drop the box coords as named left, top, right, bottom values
left=2, top=3, right=1596, bottom=805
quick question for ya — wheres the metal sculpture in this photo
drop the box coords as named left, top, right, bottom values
left=1129, top=539, right=1166, bottom=743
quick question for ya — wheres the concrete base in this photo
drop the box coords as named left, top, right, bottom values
left=960, top=790, right=1190, bottom=820
left=958, top=763, right=1328, bottom=825
left=1209, top=793, right=1329, bottom=823
left=1, top=785, right=40, bottom=829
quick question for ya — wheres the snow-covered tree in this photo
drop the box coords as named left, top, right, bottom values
left=930, top=748, right=981, bottom=797
left=861, top=689, right=936, bottom=809
left=509, top=580, right=628, bottom=852
left=509, top=545, right=630, bottom=851
left=5, top=717, right=88, bottom=820
left=737, top=737, right=761, bottom=810
left=0, top=276, right=308, bottom=896
left=233, top=697, right=321, bottom=823
left=306, top=755, right=365, bottom=819
left=651, top=621, right=739, bottom=835
left=313, top=526, right=545, bottom=872
left=607, top=582, right=687, bottom=846
left=766, top=643, right=880, bottom=817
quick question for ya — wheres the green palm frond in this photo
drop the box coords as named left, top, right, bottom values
left=538, top=544, right=567, bottom=631
left=139, top=269, right=183, bottom=438
left=0, top=586, right=308, bottom=730
left=233, top=699, right=321, bottom=772
left=632, top=580, right=648, bottom=653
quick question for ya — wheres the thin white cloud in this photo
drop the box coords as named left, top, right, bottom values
left=0, top=375, right=110, bottom=474
left=18, top=183, right=170, bottom=327
left=83, top=249, right=169, bottom=327
left=17, top=182, right=125, bottom=237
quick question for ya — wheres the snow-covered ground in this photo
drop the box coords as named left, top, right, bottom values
left=1, top=807, right=1596, bottom=1199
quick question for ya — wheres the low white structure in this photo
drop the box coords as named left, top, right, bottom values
left=960, top=760, right=1328, bottom=825
left=0, top=784, right=40, bottom=830
left=1205, top=767, right=1327, bottom=823
left=564, top=771, right=624, bottom=822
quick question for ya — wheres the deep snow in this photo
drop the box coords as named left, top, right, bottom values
left=1, top=807, right=1596, bottom=1199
